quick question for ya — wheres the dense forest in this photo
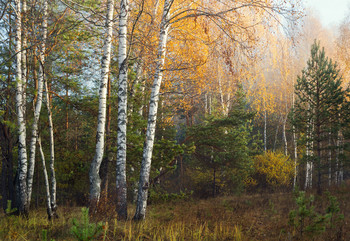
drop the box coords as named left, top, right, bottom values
left=1, top=0, right=350, bottom=240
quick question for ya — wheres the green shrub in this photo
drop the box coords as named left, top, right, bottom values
left=71, top=207, right=103, bottom=241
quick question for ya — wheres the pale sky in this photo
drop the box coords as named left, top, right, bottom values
left=305, top=0, right=350, bottom=28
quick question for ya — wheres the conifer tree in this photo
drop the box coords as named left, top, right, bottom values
left=293, top=40, right=348, bottom=194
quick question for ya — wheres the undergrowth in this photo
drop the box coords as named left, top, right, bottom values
left=0, top=186, right=349, bottom=240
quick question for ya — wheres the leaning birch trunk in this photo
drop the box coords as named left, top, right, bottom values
left=37, top=136, right=53, bottom=220
left=27, top=0, right=47, bottom=207
left=116, top=0, right=129, bottom=220
left=89, top=0, right=114, bottom=211
left=15, top=0, right=29, bottom=215
left=44, top=79, right=57, bottom=217
left=134, top=0, right=171, bottom=220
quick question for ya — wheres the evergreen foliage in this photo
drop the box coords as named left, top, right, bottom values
left=71, top=207, right=103, bottom=241
left=292, top=40, right=349, bottom=192
left=188, top=87, right=259, bottom=196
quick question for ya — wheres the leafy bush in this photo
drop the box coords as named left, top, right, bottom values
left=249, top=151, right=294, bottom=189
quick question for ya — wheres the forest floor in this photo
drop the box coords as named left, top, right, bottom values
left=1, top=184, right=350, bottom=240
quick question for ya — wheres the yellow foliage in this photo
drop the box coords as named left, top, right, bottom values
left=249, top=151, right=295, bottom=187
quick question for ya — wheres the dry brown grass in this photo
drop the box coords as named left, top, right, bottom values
left=1, top=185, right=350, bottom=240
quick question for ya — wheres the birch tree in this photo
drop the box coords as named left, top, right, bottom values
left=14, top=0, right=29, bottom=215
left=134, top=0, right=172, bottom=220
left=37, top=136, right=53, bottom=219
left=27, top=0, right=48, bottom=207
left=44, top=78, right=58, bottom=217
left=89, top=0, right=114, bottom=211
left=116, top=0, right=129, bottom=220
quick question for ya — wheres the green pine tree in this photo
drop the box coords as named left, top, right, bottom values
left=293, top=40, right=348, bottom=193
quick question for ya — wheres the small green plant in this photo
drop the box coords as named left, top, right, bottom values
left=42, top=229, right=55, bottom=241
left=325, top=191, right=344, bottom=228
left=71, top=207, right=103, bottom=241
left=288, top=191, right=329, bottom=238
left=5, top=200, right=17, bottom=214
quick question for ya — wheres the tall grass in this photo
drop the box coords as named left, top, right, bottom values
left=1, top=185, right=349, bottom=240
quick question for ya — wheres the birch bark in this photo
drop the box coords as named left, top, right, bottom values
left=15, top=0, right=29, bottom=215
left=304, top=119, right=313, bottom=189
left=134, top=0, right=172, bottom=220
left=27, top=0, right=47, bottom=207
left=116, top=0, right=129, bottom=220
left=38, top=136, right=53, bottom=220
left=264, top=110, right=267, bottom=152
left=292, top=94, right=298, bottom=189
left=44, top=79, right=57, bottom=217
left=21, top=0, right=27, bottom=117
left=89, top=0, right=114, bottom=210
left=282, top=111, right=288, bottom=156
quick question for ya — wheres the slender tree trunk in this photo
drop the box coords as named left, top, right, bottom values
left=134, top=0, right=171, bottom=220
left=316, top=123, right=322, bottom=194
left=15, top=0, right=29, bottom=216
left=264, top=110, right=267, bottom=152
left=44, top=78, right=58, bottom=218
left=37, top=136, right=53, bottom=220
left=304, top=118, right=313, bottom=189
left=218, top=77, right=225, bottom=115
left=89, top=0, right=114, bottom=212
left=328, top=132, right=332, bottom=186
left=204, top=92, right=208, bottom=114
left=213, top=166, right=216, bottom=197
left=65, top=83, right=69, bottom=147
left=116, top=0, right=129, bottom=220
left=33, top=50, right=38, bottom=104
left=282, top=111, right=288, bottom=156
left=273, top=116, right=281, bottom=152
left=338, top=133, right=344, bottom=183
left=27, top=0, right=47, bottom=207
left=21, top=0, right=27, bottom=118
left=100, top=76, right=111, bottom=203
left=292, top=96, right=298, bottom=189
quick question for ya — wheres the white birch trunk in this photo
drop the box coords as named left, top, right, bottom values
left=134, top=0, right=171, bottom=220
left=204, top=92, right=208, bottom=114
left=226, top=93, right=231, bottom=115
left=218, top=77, right=225, bottom=115
left=304, top=119, right=313, bottom=189
left=27, top=0, right=47, bottom=206
left=208, top=94, right=212, bottom=115
left=273, top=116, right=281, bottom=152
left=44, top=79, right=57, bottom=216
left=21, top=0, right=27, bottom=117
left=116, top=0, right=129, bottom=220
left=37, top=136, right=53, bottom=219
left=15, top=0, right=29, bottom=215
left=264, top=110, right=267, bottom=152
left=282, top=110, right=288, bottom=156
left=89, top=0, right=114, bottom=209
left=292, top=94, right=298, bottom=189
